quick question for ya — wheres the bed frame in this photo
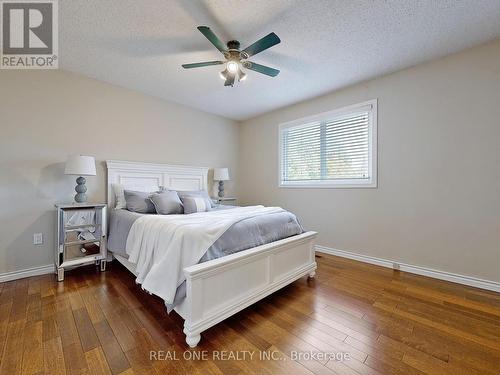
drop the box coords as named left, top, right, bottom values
left=106, top=160, right=317, bottom=347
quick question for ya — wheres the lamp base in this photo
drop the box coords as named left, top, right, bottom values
left=74, top=176, right=88, bottom=203
left=218, top=180, right=225, bottom=198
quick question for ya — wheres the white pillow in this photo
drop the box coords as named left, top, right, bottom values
left=112, top=183, right=127, bottom=209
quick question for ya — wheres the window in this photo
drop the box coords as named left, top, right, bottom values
left=279, top=100, right=377, bottom=188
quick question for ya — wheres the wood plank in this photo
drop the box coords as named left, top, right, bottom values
left=85, top=346, right=112, bottom=375
left=100, top=308, right=137, bottom=352
left=78, top=288, right=105, bottom=324
left=0, top=319, right=26, bottom=375
left=0, top=301, right=13, bottom=365
left=26, top=293, right=42, bottom=323
left=28, top=277, right=42, bottom=296
left=93, top=319, right=130, bottom=375
left=40, top=275, right=55, bottom=298
left=130, top=307, right=174, bottom=349
left=123, top=328, right=160, bottom=375
left=9, top=292, right=28, bottom=322
left=0, top=281, right=16, bottom=304
left=73, top=308, right=99, bottom=352
left=68, top=291, right=85, bottom=312
left=325, top=359, right=363, bottom=375
left=21, top=321, right=43, bottom=375
left=61, top=342, right=89, bottom=375
left=364, top=354, right=427, bottom=375
left=56, top=304, right=88, bottom=375
left=43, top=337, right=66, bottom=375
left=41, top=296, right=59, bottom=343
left=116, top=370, right=135, bottom=375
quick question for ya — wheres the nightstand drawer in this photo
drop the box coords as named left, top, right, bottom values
left=62, top=207, right=97, bottom=226
left=63, top=242, right=101, bottom=263
left=63, top=227, right=103, bottom=243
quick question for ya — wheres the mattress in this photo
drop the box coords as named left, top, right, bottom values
left=107, top=206, right=304, bottom=309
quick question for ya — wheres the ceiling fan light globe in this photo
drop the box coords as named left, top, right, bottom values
left=238, top=71, right=247, bottom=81
left=227, top=61, right=239, bottom=73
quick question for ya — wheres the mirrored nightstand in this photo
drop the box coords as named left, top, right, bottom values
left=55, top=203, right=107, bottom=281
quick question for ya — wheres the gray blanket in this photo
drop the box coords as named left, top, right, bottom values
left=107, top=206, right=304, bottom=309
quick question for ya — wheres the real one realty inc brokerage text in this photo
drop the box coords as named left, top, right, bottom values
left=150, top=350, right=352, bottom=362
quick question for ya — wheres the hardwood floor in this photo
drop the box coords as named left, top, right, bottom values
left=0, top=253, right=499, bottom=375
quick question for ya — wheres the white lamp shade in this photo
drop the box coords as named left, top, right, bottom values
left=214, top=167, right=229, bottom=181
left=64, top=155, right=96, bottom=176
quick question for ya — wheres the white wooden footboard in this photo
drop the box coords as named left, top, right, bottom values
left=174, top=231, right=317, bottom=347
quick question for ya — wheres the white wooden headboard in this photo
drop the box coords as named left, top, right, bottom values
left=106, top=160, right=209, bottom=208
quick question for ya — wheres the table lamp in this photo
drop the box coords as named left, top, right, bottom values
left=214, top=168, right=229, bottom=198
left=65, top=155, right=96, bottom=203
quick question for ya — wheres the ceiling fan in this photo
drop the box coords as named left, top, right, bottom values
left=182, top=26, right=281, bottom=87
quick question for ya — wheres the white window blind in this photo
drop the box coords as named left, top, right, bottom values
left=279, top=100, right=377, bottom=188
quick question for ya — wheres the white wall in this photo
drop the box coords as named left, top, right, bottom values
left=0, top=70, right=239, bottom=274
left=239, top=39, right=500, bottom=283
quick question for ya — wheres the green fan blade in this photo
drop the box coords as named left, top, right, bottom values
left=242, top=32, right=280, bottom=57
left=182, top=61, right=224, bottom=69
left=246, top=62, right=280, bottom=77
left=224, top=74, right=235, bottom=87
left=197, top=26, right=227, bottom=53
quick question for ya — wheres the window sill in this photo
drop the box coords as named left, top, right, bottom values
left=279, top=181, right=377, bottom=189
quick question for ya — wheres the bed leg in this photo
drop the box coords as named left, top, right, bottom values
left=185, top=333, right=201, bottom=348
left=183, top=325, right=201, bottom=348
left=308, top=271, right=316, bottom=279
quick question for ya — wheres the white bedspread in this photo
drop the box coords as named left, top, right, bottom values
left=125, top=205, right=284, bottom=304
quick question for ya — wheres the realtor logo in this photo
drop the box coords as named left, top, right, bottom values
left=1, top=0, right=58, bottom=69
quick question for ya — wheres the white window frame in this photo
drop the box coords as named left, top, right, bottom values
left=278, top=99, right=377, bottom=189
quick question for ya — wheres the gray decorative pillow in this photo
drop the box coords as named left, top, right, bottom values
left=149, top=191, right=183, bottom=215
left=176, top=190, right=214, bottom=208
left=124, top=190, right=156, bottom=214
left=181, top=196, right=212, bottom=214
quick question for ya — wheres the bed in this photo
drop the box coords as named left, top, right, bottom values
left=106, top=160, right=317, bottom=348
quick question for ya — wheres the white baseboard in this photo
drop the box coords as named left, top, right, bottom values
left=315, top=245, right=500, bottom=293
left=0, top=264, right=55, bottom=283
left=2, top=248, right=499, bottom=294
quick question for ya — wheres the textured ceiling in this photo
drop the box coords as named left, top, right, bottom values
left=61, top=0, right=500, bottom=120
